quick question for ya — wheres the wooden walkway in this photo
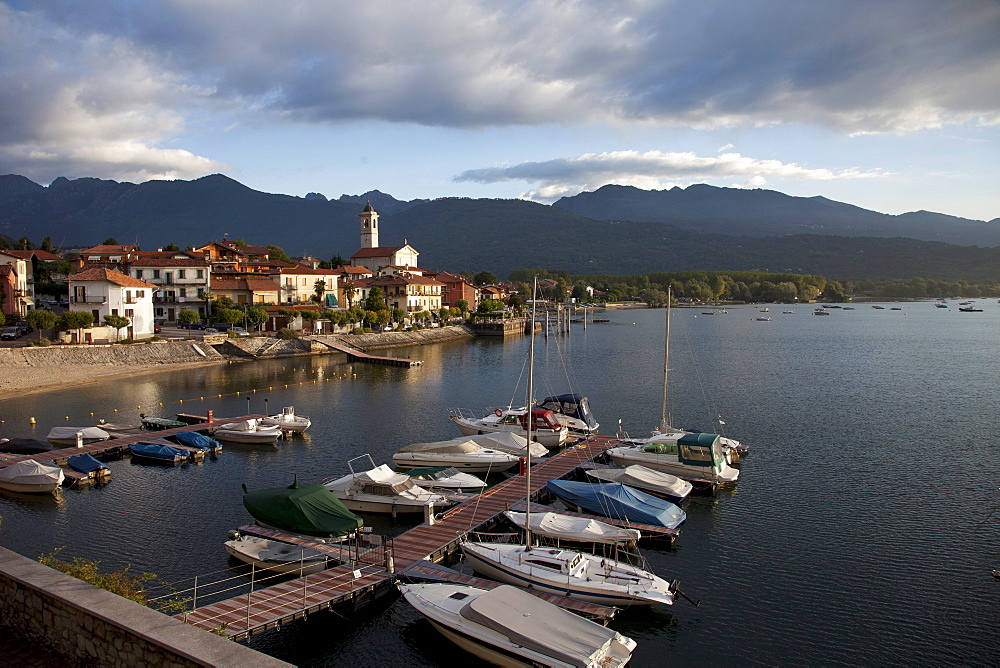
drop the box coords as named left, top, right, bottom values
left=0, top=415, right=256, bottom=472
left=178, top=435, right=622, bottom=639
left=308, top=337, right=423, bottom=367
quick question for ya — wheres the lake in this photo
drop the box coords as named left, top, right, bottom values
left=0, top=301, right=997, bottom=666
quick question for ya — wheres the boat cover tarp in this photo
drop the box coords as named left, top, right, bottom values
left=242, top=479, right=363, bottom=537
left=0, top=438, right=53, bottom=454
left=504, top=510, right=640, bottom=545
left=404, top=466, right=452, bottom=477
left=586, top=465, right=692, bottom=500
left=0, top=460, right=64, bottom=486
left=460, top=584, right=622, bottom=668
left=173, top=431, right=221, bottom=450
left=545, top=480, right=686, bottom=529
left=467, top=432, right=547, bottom=458
left=129, top=442, right=186, bottom=460
left=361, top=464, right=411, bottom=485
left=536, top=393, right=598, bottom=429
left=47, top=426, right=110, bottom=442
left=398, top=439, right=483, bottom=454
left=67, top=453, right=107, bottom=474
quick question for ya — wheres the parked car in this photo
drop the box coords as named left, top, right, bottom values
left=180, top=322, right=207, bottom=330
left=1, top=327, right=21, bottom=341
left=15, top=321, right=32, bottom=335
left=230, top=327, right=250, bottom=337
left=204, top=327, right=220, bottom=334
left=211, top=323, right=233, bottom=332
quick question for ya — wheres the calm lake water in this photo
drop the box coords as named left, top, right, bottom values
left=1, top=302, right=998, bottom=666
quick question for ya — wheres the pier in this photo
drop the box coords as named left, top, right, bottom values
left=308, top=337, right=423, bottom=366
left=177, top=435, right=634, bottom=639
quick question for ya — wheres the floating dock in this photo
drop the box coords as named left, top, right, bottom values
left=178, top=435, right=628, bottom=639
left=308, top=337, right=423, bottom=366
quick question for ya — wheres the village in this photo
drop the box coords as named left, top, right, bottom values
left=0, top=203, right=555, bottom=344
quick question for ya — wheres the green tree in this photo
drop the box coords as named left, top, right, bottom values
left=390, top=307, right=406, bottom=324
left=103, top=314, right=130, bottom=342
left=299, top=310, right=320, bottom=332
left=477, top=299, right=505, bottom=313
left=330, top=255, right=345, bottom=268
left=103, top=237, right=119, bottom=245
left=40, top=236, right=53, bottom=252
left=312, top=279, right=327, bottom=304
left=343, top=281, right=357, bottom=308
left=163, top=242, right=180, bottom=252
left=177, top=308, right=200, bottom=326
left=215, top=308, right=244, bottom=326
left=56, top=311, right=94, bottom=341
left=246, top=306, right=268, bottom=332
left=16, top=236, right=32, bottom=250
left=364, top=286, right=386, bottom=311
left=455, top=299, right=469, bottom=314
left=473, top=271, right=497, bottom=286
left=267, top=244, right=292, bottom=263
left=26, top=309, right=56, bottom=339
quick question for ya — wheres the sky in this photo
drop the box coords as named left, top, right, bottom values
left=1, top=0, right=998, bottom=221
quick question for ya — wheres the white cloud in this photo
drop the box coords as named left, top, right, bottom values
left=456, top=149, right=887, bottom=201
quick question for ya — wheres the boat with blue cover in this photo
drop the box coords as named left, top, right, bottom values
left=545, top=480, right=687, bottom=529
left=128, top=442, right=189, bottom=463
left=171, top=431, right=223, bottom=453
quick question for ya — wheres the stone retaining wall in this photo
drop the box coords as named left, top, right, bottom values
left=334, top=325, right=474, bottom=351
left=0, top=340, right=225, bottom=367
left=0, top=547, right=291, bottom=667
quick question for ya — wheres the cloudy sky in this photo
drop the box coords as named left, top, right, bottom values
left=2, top=0, right=998, bottom=220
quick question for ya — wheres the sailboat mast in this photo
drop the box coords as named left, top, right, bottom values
left=660, top=287, right=671, bottom=432
left=525, top=278, right=538, bottom=549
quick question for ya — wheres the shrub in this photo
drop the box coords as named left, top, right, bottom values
left=26, top=337, right=52, bottom=347
left=276, top=328, right=299, bottom=340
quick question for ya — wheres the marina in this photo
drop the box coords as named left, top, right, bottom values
left=0, top=303, right=996, bottom=664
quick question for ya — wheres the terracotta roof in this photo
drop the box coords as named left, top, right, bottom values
left=351, top=246, right=404, bottom=258
left=275, top=265, right=340, bottom=276
left=135, top=250, right=201, bottom=259
left=132, top=258, right=209, bottom=267
left=0, top=265, right=13, bottom=276
left=334, top=265, right=373, bottom=276
left=0, top=249, right=63, bottom=261
left=68, top=267, right=157, bottom=288
left=80, top=245, right=139, bottom=254
left=369, top=274, right=444, bottom=287
left=211, top=278, right=280, bottom=292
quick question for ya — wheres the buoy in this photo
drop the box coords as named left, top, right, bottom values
left=29, top=417, right=35, bottom=424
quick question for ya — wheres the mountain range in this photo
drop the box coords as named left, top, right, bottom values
left=1, top=173, right=997, bottom=281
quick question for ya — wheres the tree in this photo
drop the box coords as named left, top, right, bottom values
left=215, top=308, right=244, bottom=326
left=267, top=244, right=292, bottom=263
left=163, top=242, right=180, bottom=252
left=343, top=281, right=357, bottom=309
left=455, top=299, right=469, bottom=314
left=390, top=307, right=406, bottom=325
left=103, top=237, right=119, bottom=245
left=26, top=309, right=56, bottom=339
left=177, top=308, right=200, bottom=326
left=330, top=255, right=345, bottom=268
left=103, top=314, right=130, bottom=342
left=298, top=310, right=320, bottom=332
left=364, top=286, right=386, bottom=311
left=16, top=236, right=32, bottom=250
left=40, top=236, right=53, bottom=252
left=473, top=271, right=497, bottom=286
left=246, top=306, right=268, bottom=332
left=477, top=299, right=505, bottom=313
left=313, top=279, right=327, bottom=304
left=56, top=311, right=94, bottom=341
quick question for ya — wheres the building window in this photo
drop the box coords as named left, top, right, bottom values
left=135, top=270, right=143, bottom=279
left=177, top=269, right=185, bottom=279
left=179, top=288, right=186, bottom=298
left=152, top=270, right=160, bottom=279
left=196, top=269, right=204, bottom=279
left=136, top=290, right=145, bottom=298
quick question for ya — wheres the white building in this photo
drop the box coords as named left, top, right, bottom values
left=270, top=265, right=341, bottom=306
left=67, top=268, right=157, bottom=341
left=131, top=253, right=212, bottom=324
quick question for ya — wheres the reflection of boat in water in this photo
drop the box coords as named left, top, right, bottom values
left=398, top=583, right=636, bottom=667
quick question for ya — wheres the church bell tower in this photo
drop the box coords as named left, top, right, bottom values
left=359, top=201, right=379, bottom=249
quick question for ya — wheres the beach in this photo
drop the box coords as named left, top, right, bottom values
left=0, top=359, right=225, bottom=399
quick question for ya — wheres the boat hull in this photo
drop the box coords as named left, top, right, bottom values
left=392, top=453, right=518, bottom=474
left=450, top=416, right=567, bottom=448
left=213, top=431, right=281, bottom=444
left=224, top=538, right=329, bottom=575
left=335, top=496, right=443, bottom=514
left=606, top=447, right=739, bottom=484
left=0, top=480, right=61, bottom=494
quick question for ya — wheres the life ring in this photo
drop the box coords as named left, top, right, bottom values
left=494, top=408, right=503, bottom=417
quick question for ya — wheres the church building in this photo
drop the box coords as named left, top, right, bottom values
left=349, top=203, right=419, bottom=273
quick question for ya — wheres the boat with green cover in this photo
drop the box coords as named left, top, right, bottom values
left=242, top=476, right=364, bottom=537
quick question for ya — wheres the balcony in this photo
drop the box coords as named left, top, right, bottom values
left=71, top=296, right=107, bottom=304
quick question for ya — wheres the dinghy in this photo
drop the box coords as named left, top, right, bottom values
left=224, top=533, right=329, bottom=574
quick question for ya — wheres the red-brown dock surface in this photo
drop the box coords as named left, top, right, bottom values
left=179, top=435, right=624, bottom=639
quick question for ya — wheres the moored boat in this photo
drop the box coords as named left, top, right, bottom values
left=398, top=582, right=637, bottom=667
left=171, top=430, right=223, bottom=453
left=503, top=510, right=640, bottom=546
left=260, top=406, right=311, bottom=433
left=0, top=438, right=53, bottom=455
left=606, top=432, right=740, bottom=485
left=224, top=533, right=330, bottom=574
left=449, top=407, right=570, bottom=448
left=0, top=459, right=64, bottom=494
left=534, top=393, right=600, bottom=436
left=242, top=476, right=364, bottom=538
left=392, top=439, right=520, bottom=473
left=67, top=453, right=111, bottom=480
left=129, top=442, right=189, bottom=463
left=46, top=426, right=110, bottom=446
left=584, top=465, right=692, bottom=504
left=544, top=480, right=686, bottom=529
left=403, top=466, right=486, bottom=492
left=323, top=460, right=457, bottom=514
left=213, top=418, right=282, bottom=444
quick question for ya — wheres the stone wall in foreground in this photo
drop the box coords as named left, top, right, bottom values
left=0, top=547, right=291, bottom=668
left=0, top=340, right=225, bottom=367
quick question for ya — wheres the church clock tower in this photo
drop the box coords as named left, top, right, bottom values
left=359, top=201, right=379, bottom=249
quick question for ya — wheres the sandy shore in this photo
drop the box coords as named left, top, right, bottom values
left=0, top=360, right=226, bottom=400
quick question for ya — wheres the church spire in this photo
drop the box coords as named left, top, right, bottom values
left=359, top=201, right=379, bottom=249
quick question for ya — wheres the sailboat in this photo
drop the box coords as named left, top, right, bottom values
left=606, top=288, right=741, bottom=485
left=460, top=280, right=679, bottom=607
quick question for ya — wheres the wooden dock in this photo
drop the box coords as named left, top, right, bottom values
left=309, top=337, right=423, bottom=367
left=178, top=435, right=624, bottom=639
left=0, top=415, right=254, bottom=477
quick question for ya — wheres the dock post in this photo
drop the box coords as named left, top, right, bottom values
left=75, top=431, right=83, bottom=448
left=424, top=501, right=436, bottom=525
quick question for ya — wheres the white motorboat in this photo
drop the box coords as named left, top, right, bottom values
left=213, top=418, right=283, bottom=444
left=392, top=439, right=519, bottom=473
left=398, top=583, right=636, bottom=667
left=503, top=510, right=640, bottom=546
left=585, top=465, right=693, bottom=504
left=0, top=459, right=65, bottom=494
left=324, top=458, right=458, bottom=514
left=605, top=433, right=739, bottom=485
left=46, top=426, right=110, bottom=446
left=403, top=466, right=487, bottom=492
left=534, top=393, right=600, bottom=436
left=461, top=280, right=679, bottom=609
left=449, top=407, right=570, bottom=448
left=260, top=406, right=311, bottom=433
left=460, top=543, right=678, bottom=607
left=420, top=432, right=547, bottom=459
left=623, top=426, right=747, bottom=466
left=224, top=533, right=330, bottom=574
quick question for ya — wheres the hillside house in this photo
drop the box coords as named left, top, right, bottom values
left=270, top=265, right=340, bottom=306
left=131, top=252, right=211, bottom=324
left=66, top=268, right=156, bottom=341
